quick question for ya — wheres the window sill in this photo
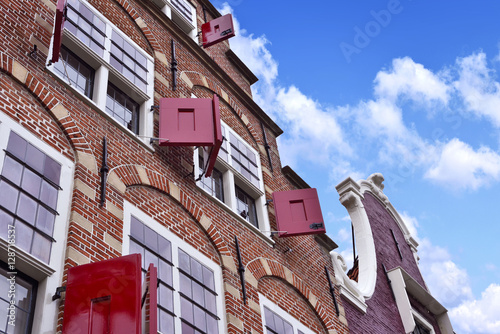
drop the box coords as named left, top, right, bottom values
left=0, top=238, right=55, bottom=281
left=196, top=184, right=274, bottom=247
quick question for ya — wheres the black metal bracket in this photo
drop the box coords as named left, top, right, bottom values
left=99, top=137, right=109, bottom=207
left=29, top=44, right=38, bottom=60
left=310, top=222, right=324, bottom=230
left=390, top=229, right=403, bottom=260
left=382, top=263, right=396, bottom=301
left=264, top=199, right=273, bottom=206
left=260, top=122, right=273, bottom=173
left=150, top=105, right=159, bottom=112
left=52, top=286, right=66, bottom=301
left=235, top=236, right=247, bottom=305
left=141, top=285, right=149, bottom=308
left=171, top=39, right=178, bottom=91
left=324, top=267, right=340, bottom=316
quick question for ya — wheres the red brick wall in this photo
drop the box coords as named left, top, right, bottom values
left=0, top=0, right=349, bottom=332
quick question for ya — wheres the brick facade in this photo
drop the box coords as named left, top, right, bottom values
left=0, top=0, right=349, bottom=333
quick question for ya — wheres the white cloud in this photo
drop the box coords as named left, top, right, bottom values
left=399, top=211, right=419, bottom=240
left=425, top=138, right=500, bottom=191
left=374, top=57, right=450, bottom=105
left=449, top=284, right=500, bottom=334
left=418, top=238, right=473, bottom=307
left=454, top=52, right=500, bottom=127
left=336, top=228, right=350, bottom=242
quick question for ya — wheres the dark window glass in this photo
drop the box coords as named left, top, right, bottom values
left=106, top=83, right=140, bottom=134
left=171, top=0, right=193, bottom=22
left=65, top=0, right=106, bottom=57
left=198, top=154, right=224, bottom=202
left=54, top=46, right=95, bottom=98
left=413, top=322, right=431, bottom=334
left=0, top=263, right=38, bottom=334
left=235, top=186, right=258, bottom=227
left=264, top=307, right=296, bottom=334
left=129, top=216, right=174, bottom=334
left=110, top=30, right=148, bottom=92
left=0, top=132, right=61, bottom=264
left=229, top=133, right=259, bottom=188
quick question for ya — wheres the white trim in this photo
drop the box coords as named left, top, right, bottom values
left=0, top=113, right=74, bottom=334
left=412, top=309, right=436, bottom=334
left=259, top=294, right=315, bottom=334
left=123, top=201, right=227, bottom=334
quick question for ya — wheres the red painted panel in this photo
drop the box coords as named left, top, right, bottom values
left=51, top=0, right=66, bottom=64
left=159, top=98, right=215, bottom=146
left=205, top=94, right=222, bottom=177
left=272, top=188, right=326, bottom=237
left=147, top=263, right=158, bottom=334
left=202, top=14, right=235, bottom=48
left=62, top=254, right=142, bottom=334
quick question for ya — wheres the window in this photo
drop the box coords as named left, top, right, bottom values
left=151, top=0, right=197, bottom=39
left=194, top=122, right=271, bottom=235
left=260, top=295, right=314, bottom=334
left=0, top=116, right=73, bottom=333
left=0, top=132, right=62, bottom=264
left=124, top=204, right=224, bottom=334
left=49, top=0, right=154, bottom=138
left=0, top=264, right=38, bottom=334
left=414, top=322, right=431, bottom=334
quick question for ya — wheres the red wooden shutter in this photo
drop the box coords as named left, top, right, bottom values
left=146, top=263, right=157, bottom=334
left=202, top=14, right=235, bottom=48
left=159, top=97, right=215, bottom=146
left=62, top=254, right=142, bottom=334
left=204, top=94, right=223, bottom=177
left=51, top=0, right=66, bottom=64
left=272, top=188, right=326, bottom=237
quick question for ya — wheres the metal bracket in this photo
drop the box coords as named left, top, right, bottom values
left=309, top=222, right=324, bottom=230
left=52, top=286, right=66, bottom=301
left=264, top=199, right=273, bottom=206
left=390, top=229, right=403, bottom=260
left=234, top=236, right=247, bottom=305
left=324, top=267, right=340, bottom=316
left=150, top=105, right=159, bottom=112
left=29, top=44, right=38, bottom=60
left=99, top=137, right=109, bottom=207
left=171, top=39, right=178, bottom=91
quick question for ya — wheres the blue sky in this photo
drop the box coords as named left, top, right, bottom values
left=213, top=1, right=500, bottom=332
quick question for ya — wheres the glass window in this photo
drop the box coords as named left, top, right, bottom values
left=198, top=155, right=224, bottom=202
left=129, top=216, right=219, bottom=334
left=0, top=132, right=61, bottom=264
left=413, top=322, right=431, bottom=334
left=229, top=133, right=260, bottom=188
left=235, top=186, right=258, bottom=227
left=263, top=307, right=296, bottom=334
left=53, top=46, right=95, bottom=98
left=106, top=83, right=140, bottom=134
left=0, top=263, right=38, bottom=334
left=65, top=0, right=106, bottom=57
left=171, top=0, right=193, bottom=21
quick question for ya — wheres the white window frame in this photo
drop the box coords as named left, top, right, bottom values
left=151, top=0, right=197, bottom=40
left=259, top=294, right=315, bottom=334
left=47, top=0, right=155, bottom=145
left=122, top=201, right=227, bottom=334
left=193, top=121, right=271, bottom=239
left=0, top=114, right=74, bottom=333
left=412, top=310, right=435, bottom=334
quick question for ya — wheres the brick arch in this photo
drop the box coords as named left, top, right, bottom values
left=247, top=257, right=335, bottom=332
left=111, top=0, right=162, bottom=52
left=1, top=55, right=92, bottom=157
left=107, top=164, right=234, bottom=262
left=181, top=71, right=261, bottom=146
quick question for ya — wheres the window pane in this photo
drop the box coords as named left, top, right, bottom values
left=158, top=284, right=173, bottom=311
left=130, top=216, right=144, bottom=241
left=179, top=249, right=190, bottom=273
left=0, top=210, right=14, bottom=240
left=159, top=260, right=172, bottom=286
left=21, top=168, right=41, bottom=196
left=31, top=232, right=52, bottom=263
left=179, top=272, right=191, bottom=298
left=193, top=305, right=206, bottom=332
left=181, top=297, right=193, bottom=323
left=2, top=156, right=23, bottom=186
left=0, top=180, right=19, bottom=213
left=40, top=180, right=58, bottom=210
left=14, top=220, right=33, bottom=253
left=36, top=206, right=55, bottom=236
left=158, top=309, right=174, bottom=334
left=44, top=155, right=62, bottom=185
left=6, top=132, right=27, bottom=161
left=190, top=258, right=203, bottom=282
left=25, top=144, right=45, bottom=174
left=17, top=194, right=37, bottom=225
left=202, top=266, right=215, bottom=290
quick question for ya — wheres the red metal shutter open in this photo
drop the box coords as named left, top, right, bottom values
left=202, top=14, right=235, bottom=48
left=51, top=0, right=66, bottom=64
left=272, top=188, right=326, bottom=237
left=159, top=97, right=215, bottom=146
left=204, top=94, right=223, bottom=177
left=62, top=254, right=142, bottom=334
left=146, top=263, right=158, bottom=334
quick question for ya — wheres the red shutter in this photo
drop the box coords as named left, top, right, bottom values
left=201, top=14, right=235, bottom=48
left=146, top=263, right=158, bottom=334
left=204, top=95, right=223, bottom=177
left=159, top=97, right=215, bottom=146
left=51, top=0, right=66, bottom=64
left=272, top=188, right=326, bottom=237
left=62, top=254, right=142, bottom=334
